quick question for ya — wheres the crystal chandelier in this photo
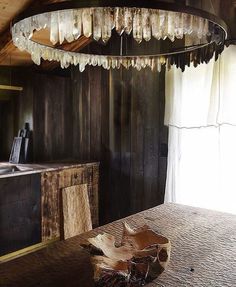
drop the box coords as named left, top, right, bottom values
left=11, top=1, right=227, bottom=72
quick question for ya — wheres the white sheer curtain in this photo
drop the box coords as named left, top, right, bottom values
left=164, top=46, right=236, bottom=215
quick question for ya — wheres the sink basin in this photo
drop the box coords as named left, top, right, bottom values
left=0, top=165, right=33, bottom=175
left=0, top=166, right=20, bottom=175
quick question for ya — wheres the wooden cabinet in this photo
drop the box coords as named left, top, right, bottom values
left=0, top=174, right=41, bottom=256
left=0, top=162, right=99, bottom=256
left=41, top=163, right=99, bottom=242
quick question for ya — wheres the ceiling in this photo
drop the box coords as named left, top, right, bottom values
left=0, top=0, right=235, bottom=69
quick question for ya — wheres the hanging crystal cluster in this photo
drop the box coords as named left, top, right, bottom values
left=11, top=7, right=216, bottom=71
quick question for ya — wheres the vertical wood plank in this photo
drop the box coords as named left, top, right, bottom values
left=71, top=66, right=82, bottom=159
left=130, top=69, right=145, bottom=214
left=81, top=69, right=91, bottom=160
left=41, top=171, right=60, bottom=241
left=120, top=68, right=132, bottom=218
left=33, top=73, right=72, bottom=162
left=158, top=69, right=168, bottom=203
left=90, top=66, right=102, bottom=160
left=99, top=69, right=110, bottom=224
left=109, top=69, right=122, bottom=221
left=142, top=69, right=160, bottom=210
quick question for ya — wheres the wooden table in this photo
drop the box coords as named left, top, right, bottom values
left=0, top=203, right=236, bottom=287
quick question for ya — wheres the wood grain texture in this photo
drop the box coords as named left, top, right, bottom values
left=0, top=174, right=41, bottom=256
left=41, top=171, right=60, bottom=241
left=0, top=62, right=167, bottom=225
left=0, top=203, right=236, bottom=287
left=41, top=164, right=99, bottom=242
left=71, top=60, right=168, bottom=224
left=32, top=73, right=73, bottom=162
left=62, top=184, right=92, bottom=240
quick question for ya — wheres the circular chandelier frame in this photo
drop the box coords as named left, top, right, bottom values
left=12, top=0, right=228, bottom=72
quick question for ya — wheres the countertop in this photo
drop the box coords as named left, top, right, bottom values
left=0, top=203, right=236, bottom=287
left=0, top=161, right=99, bottom=179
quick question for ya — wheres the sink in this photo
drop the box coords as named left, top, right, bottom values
left=0, top=165, right=33, bottom=175
left=0, top=166, right=20, bottom=175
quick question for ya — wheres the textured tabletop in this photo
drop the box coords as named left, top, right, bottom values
left=0, top=203, right=236, bottom=287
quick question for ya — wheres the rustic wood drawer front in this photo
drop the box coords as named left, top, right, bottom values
left=41, top=164, right=99, bottom=242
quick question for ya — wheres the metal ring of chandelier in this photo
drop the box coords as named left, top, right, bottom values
left=11, top=0, right=228, bottom=72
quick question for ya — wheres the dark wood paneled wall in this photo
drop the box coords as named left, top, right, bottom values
left=0, top=174, right=41, bottom=256
left=0, top=99, right=15, bottom=160
left=71, top=66, right=167, bottom=223
left=0, top=65, right=167, bottom=224
left=33, top=73, right=73, bottom=161
left=0, top=67, right=34, bottom=160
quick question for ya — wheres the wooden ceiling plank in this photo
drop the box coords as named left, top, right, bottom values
left=0, top=0, right=32, bottom=34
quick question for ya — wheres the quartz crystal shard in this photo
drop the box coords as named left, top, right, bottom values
left=22, top=18, right=33, bottom=39
left=102, top=8, right=113, bottom=43
left=151, top=9, right=161, bottom=40
left=157, top=58, right=162, bottom=72
left=91, top=55, right=98, bottom=66
left=124, top=8, right=133, bottom=35
left=35, top=13, right=49, bottom=33
left=111, top=58, right=117, bottom=69
left=133, top=8, right=142, bottom=43
left=142, top=9, right=151, bottom=41
left=192, top=15, right=199, bottom=37
left=31, top=49, right=41, bottom=66
left=183, top=13, right=193, bottom=35
left=167, top=11, right=175, bottom=42
left=197, top=17, right=204, bottom=39
left=93, top=8, right=103, bottom=41
left=64, top=10, right=74, bottom=43
left=101, top=57, right=109, bottom=69
left=203, top=19, right=209, bottom=37
left=58, top=11, right=67, bottom=44
left=115, top=8, right=124, bottom=35
left=82, top=8, right=92, bottom=38
left=175, top=12, right=184, bottom=39
left=73, top=9, right=82, bottom=40
left=159, top=10, right=168, bottom=40
left=79, top=63, right=85, bottom=72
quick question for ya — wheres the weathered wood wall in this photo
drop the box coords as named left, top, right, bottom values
left=0, top=174, right=41, bottom=256
left=0, top=99, right=15, bottom=160
left=0, top=65, right=167, bottom=224
left=70, top=66, right=167, bottom=223
left=0, top=67, right=33, bottom=160
left=33, top=73, right=72, bottom=161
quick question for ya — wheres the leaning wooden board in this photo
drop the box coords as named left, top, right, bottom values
left=41, top=163, right=99, bottom=241
left=0, top=203, right=235, bottom=287
left=62, top=184, right=92, bottom=239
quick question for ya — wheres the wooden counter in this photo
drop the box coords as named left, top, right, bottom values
left=0, top=203, right=235, bottom=287
left=0, top=162, right=99, bottom=256
left=0, top=162, right=99, bottom=179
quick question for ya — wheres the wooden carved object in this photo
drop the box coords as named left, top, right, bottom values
left=83, top=223, right=171, bottom=286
